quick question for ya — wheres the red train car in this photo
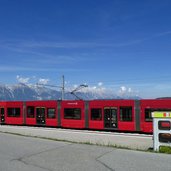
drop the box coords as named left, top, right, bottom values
left=4, top=101, right=24, bottom=125
left=1, top=99, right=171, bottom=133
left=140, top=99, right=171, bottom=133
left=88, top=100, right=137, bottom=131
left=60, top=100, right=85, bottom=129
left=25, top=100, right=58, bottom=127
left=0, top=101, right=6, bottom=124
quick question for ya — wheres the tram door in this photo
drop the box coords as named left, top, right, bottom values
left=104, top=107, right=117, bottom=129
left=0, top=108, right=5, bottom=124
left=36, top=107, right=46, bottom=125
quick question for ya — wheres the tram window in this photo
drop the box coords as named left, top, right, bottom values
left=0, top=108, right=4, bottom=115
left=91, top=108, right=102, bottom=120
left=145, top=109, right=153, bottom=122
left=120, top=107, right=132, bottom=121
left=47, top=108, right=56, bottom=118
left=7, top=108, right=20, bottom=117
left=36, top=108, right=45, bottom=115
left=158, top=121, right=171, bottom=130
left=27, top=106, right=35, bottom=118
left=64, top=108, right=81, bottom=120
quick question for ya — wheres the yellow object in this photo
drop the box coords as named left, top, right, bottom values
left=152, top=112, right=171, bottom=118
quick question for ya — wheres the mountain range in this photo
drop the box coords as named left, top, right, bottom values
left=0, top=83, right=139, bottom=101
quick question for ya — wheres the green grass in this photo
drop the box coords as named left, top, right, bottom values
left=159, top=146, right=171, bottom=154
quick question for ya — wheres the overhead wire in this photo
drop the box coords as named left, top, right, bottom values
left=67, top=75, right=171, bottom=88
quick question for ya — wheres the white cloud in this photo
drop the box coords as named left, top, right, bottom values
left=120, top=86, right=127, bottom=93
left=98, top=82, right=103, bottom=86
left=118, top=86, right=139, bottom=98
left=38, top=78, right=49, bottom=84
left=156, top=31, right=171, bottom=37
left=73, top=84, right=78, bottom=88
left=68, top=82, right=139, bottom=99
left=128, top=87, right=132, bottom=93
left=16, top=75, right=51, bottom=86
left=16, top=75, right=30, bottom=84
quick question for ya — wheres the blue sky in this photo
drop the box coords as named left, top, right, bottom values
left=0, top=0, right=171, bottom=98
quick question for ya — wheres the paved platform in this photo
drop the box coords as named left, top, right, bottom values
left=0, top=132, right=171, bottom=171
left=0, top=125, right=153, bottom=150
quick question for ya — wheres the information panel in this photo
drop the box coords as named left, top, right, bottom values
left=152, top=112, right=171, bottom=151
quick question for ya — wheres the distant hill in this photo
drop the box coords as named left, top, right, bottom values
left=0, top=83, right=140, bottom=101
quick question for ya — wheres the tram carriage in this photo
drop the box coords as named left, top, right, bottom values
left=1, top=99, right=171, bottom=133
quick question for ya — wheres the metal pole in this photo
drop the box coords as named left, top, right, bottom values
left=61, top=75, right=65, bottom=100
left=36, top=75, right=65, bottom=100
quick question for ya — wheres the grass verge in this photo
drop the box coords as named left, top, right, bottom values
left=159, top=146, right=171, bottom=154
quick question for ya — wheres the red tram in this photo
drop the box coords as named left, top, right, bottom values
left=0, top=99, right=171, bottom=133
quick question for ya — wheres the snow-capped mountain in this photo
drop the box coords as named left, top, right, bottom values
left=0, top=83, right=139, bottom=101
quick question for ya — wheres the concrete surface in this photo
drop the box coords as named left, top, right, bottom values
left=0, top=125, right=153, bottom=150
left=0, top=132, right=171, bottom=171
